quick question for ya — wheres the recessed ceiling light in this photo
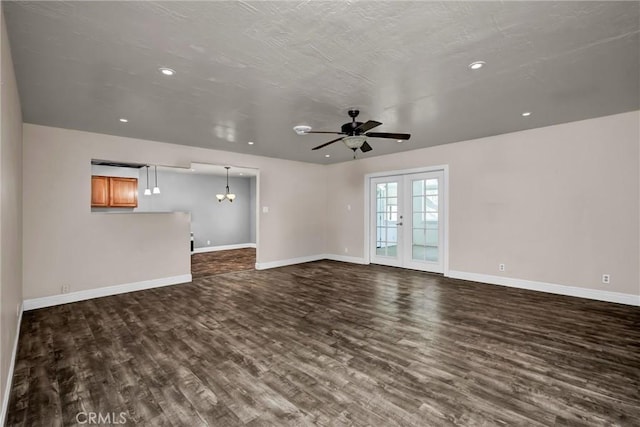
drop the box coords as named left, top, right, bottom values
left=293, top=125, right=312, bottom=135
left=325, top=154, right=330, bottom=158
left=397, top=140, right=403, bottom=143
left=522, top=111, right=532, bottom=117
left=239, top=173, right=244, bottom=176
left=468, top=61, right=486, bottom=70
left=248, top=141, right=255, bottom=145
left=119, top=118, right=128, bottom=123
left=159, top=67, right=175, bottom=76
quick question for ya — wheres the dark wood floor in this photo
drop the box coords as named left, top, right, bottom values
left=191, top=248, right=255, bottom=279
left=7, top=261, right=640, bottom=426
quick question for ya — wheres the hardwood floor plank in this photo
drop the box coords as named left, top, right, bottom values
left=191, top=248, right=256, bottom=278
left=6, top=260, right=640, bottom=426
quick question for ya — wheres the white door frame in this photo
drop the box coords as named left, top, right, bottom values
left=363, top=165, right=449, bottom=276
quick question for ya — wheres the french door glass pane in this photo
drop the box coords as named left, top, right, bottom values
left=412, top=179, right=424, bottom=194
left=411, top=178, right=439, bottom=262
left=426, top=229, right=438, bottom=246
left=387, top=227, right=397, bottom=243
left=425, top=179, right=438, bottom=195
left=375, top=182, right=399, bottom=258
left=426, top=195, right=438, bottom=211
left=413, top=196, right=423, bottom=212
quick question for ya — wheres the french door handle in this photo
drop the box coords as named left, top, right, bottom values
left=397, top=222, right=403, bottom=226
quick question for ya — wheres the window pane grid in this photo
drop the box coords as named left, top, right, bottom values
left=376, top=181, right=399, bottom=258
left=410, top=178, right=439, bottom=263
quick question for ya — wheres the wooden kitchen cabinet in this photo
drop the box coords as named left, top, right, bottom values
left=91, top=176, right=138, bottom=208
left=91, top=176, right=110, bottom=207
left=109, top=177, right=138, bottom=207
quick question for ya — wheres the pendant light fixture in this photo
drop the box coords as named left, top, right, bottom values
left=152, top=165, right=161, bottom=194
left=216, top=166, right=236, bottom=202
left=144, top=165, right=152, bottom=196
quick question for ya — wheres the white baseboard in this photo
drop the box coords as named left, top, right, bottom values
left=448, top=270, right=640, bottom=306
left=23, top=274, right=192, bottom=311
left=324, top=254, right=368, bottom=264
left=193, top=243, right=256, bottom=254
left=255, top=254, right=325, bottom=270
left=0, top=302, right=23, bottom=426
left=255, top=254, right=368, bottom=270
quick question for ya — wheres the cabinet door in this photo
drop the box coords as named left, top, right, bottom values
left=91, top=176, right=110, bottom=207
left=109, top=177, right=138, bottom=207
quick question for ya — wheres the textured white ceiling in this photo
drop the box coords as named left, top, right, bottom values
left=4, top=1, right=639, bottom=164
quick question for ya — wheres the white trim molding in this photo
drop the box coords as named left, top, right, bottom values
left=255, top=254, right=369, bottom=270
left=324, top=254, right=368, bottom=264
left=1, top=302, right=23, bottom=426
left=448, top=270, right=640, bottom=306
left=255, top=254, right=325, bottom=270
left=23, top=274, right=192, bottom=311
left=193, top=243, right=256, bottom=254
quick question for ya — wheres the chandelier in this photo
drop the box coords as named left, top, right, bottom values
left=216, top=166, right=236, bottom=202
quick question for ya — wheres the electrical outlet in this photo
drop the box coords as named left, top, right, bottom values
left=347, top=204, right=351, bottom=211
left=207, top=240, right=211, bottom=245
left=602, top=274, right=610, bottom=284
left=344, top=247, right=349, bottom=254
left=499, top=264, right=506, bottom=272
left=61, top=284, right=70, bottom=294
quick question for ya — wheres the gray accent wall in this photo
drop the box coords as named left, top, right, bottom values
left=137, top=170, right=255, bottom=248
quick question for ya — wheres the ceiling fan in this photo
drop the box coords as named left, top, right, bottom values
left=303, top=110, right=411, bottom=155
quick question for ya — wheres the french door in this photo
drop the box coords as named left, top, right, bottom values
left=370, top=170, right=445, bottom=273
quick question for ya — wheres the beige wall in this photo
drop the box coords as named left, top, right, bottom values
left=326, top=111, right=639, bottom=296
left=22, top=112, right=640, bottom=301
left=22, top=124, right=327, bottom=299
left=0, top=8, right=23, bottom=417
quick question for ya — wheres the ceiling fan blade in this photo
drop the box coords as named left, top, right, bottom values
left=354, top=120, right=382, bottom=133
left=360, top=141, right=373, bottom=153
left=312, top=137, right=344, bottom=150
left=305, top=131, right=345, bottom=135
left=365, top=132, right=411, bottom=140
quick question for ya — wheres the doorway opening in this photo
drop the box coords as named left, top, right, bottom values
left=184, top=163, right=259, bottom=277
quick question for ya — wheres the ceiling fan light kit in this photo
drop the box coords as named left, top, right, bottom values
left=343, top=135, right=367, bottom=149
left=302, top=109, right=411, bottom=157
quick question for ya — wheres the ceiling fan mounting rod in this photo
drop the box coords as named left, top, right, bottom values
left=347, top=110, right=361, bottom=134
